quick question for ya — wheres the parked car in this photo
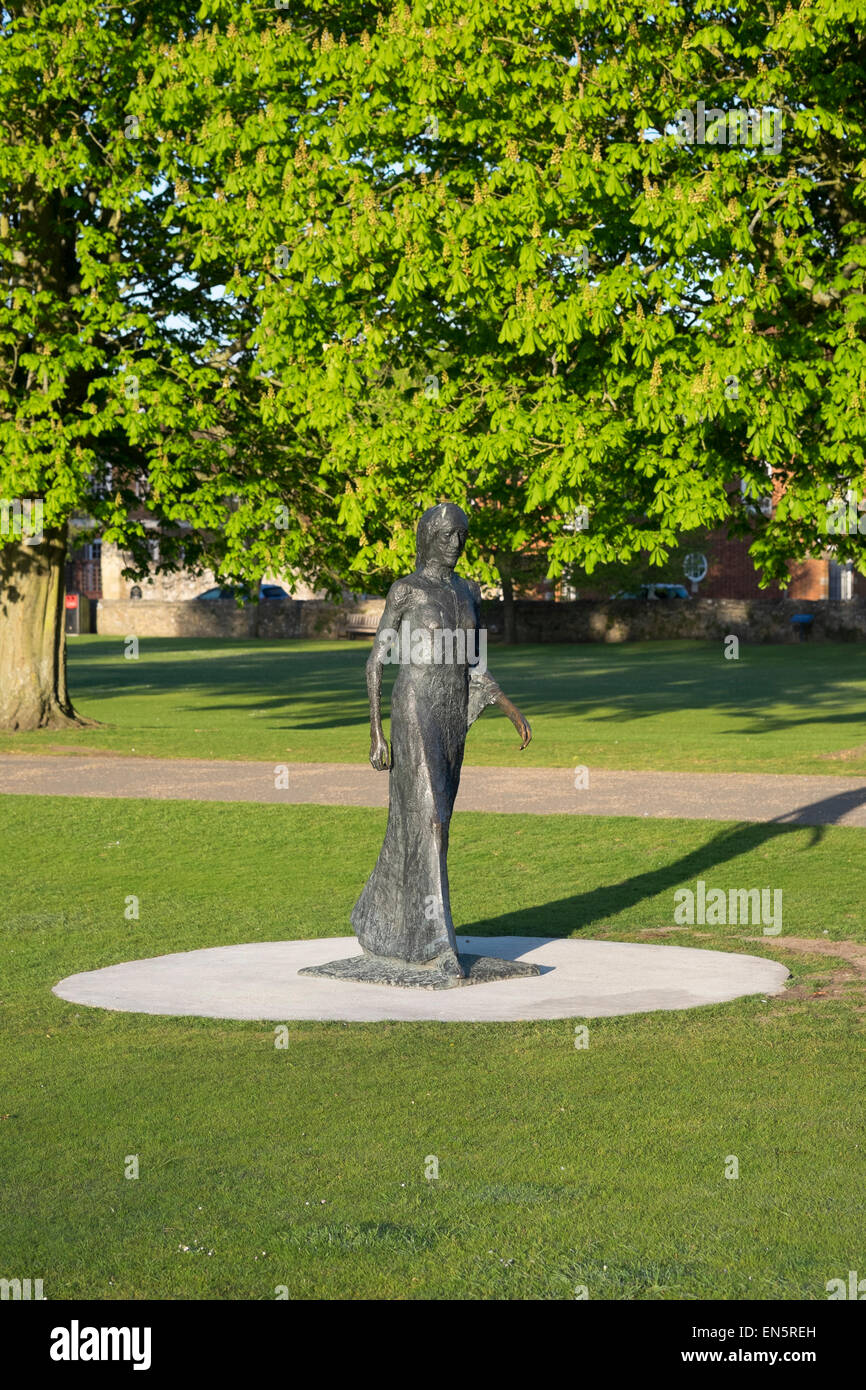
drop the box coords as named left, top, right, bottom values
left=614, top=583, right=691, bottom=600
left=194, top=584, right=290, bottom=602
left=194, top=585, right=245, bottom=601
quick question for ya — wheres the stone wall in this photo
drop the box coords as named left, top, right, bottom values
left=96, top=599, right=250, bottom=637
left=94, top=594, right=866, bottom=643
left=479, top=597, right=866, bottom=644
left=95, top=597, right=386, bottom=639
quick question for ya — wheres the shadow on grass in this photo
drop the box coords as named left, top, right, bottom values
left=461, top=783, right=866, bottom=939
left=64, top=638, right=866, bottom=737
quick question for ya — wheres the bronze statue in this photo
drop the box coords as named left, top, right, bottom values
left=301, top=503, right=539, bottom=989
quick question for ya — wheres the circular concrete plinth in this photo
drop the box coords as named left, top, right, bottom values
left=53, top=936, right=789, bottom=1022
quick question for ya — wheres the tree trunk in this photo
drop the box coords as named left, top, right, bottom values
left=0, top=524, right=93, bottom=731
left=499, top=566, right=518, bottom=645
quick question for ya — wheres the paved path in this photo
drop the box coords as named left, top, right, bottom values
left=3, top=755, right=866, bottom=825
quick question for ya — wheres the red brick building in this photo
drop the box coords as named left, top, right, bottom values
left=556, top=471, right=866, bottom=602
left=694, top=528, right=863, bottom=601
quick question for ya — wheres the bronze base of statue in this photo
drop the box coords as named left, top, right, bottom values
left=299, top=950, right=541, bottom=991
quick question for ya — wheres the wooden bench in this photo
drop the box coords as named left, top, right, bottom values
left=344, top=611, right=380, bottom=639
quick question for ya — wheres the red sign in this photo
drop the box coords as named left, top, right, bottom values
left=65, top=594, right=78, bottom=609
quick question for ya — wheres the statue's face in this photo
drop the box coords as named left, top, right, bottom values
left=431, top=514, right=467, bottom=569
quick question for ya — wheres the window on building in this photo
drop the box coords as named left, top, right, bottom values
left=829, top=560, right=854, bottom=601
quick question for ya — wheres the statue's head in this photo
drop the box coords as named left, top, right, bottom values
left=415, top=502, right=469, bottom=571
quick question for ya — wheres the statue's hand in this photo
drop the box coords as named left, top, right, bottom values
left=512, top=709, right=532, bottom=751
left=497, top=695, right=532, bottom=751
left=370, top=732, right=391, bottom=771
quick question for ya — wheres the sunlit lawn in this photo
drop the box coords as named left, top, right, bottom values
left=1, top=795, right=865, bottom=1299
left=1, top=636, right=865, bottom=774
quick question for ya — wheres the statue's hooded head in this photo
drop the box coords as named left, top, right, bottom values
left=415, top=502, right=469, bottom=571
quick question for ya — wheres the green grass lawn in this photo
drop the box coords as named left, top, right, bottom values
left=3, top=636, right=865, bottom=775
left=2, top=795, right=864, bottom=1300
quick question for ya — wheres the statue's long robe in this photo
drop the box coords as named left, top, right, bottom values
left=351, top=572, right=502, bottom=963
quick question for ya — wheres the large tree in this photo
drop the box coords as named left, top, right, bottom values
left=158, top=0, right=865, bottom=600
left=3, top=2, right=865, bottom=727
left=0, top=1, right=319, bottom=730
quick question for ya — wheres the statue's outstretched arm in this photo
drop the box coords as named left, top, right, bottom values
left=467, top=665, right=532, bottom=750
left=465, top=580, right=531, bottom=750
